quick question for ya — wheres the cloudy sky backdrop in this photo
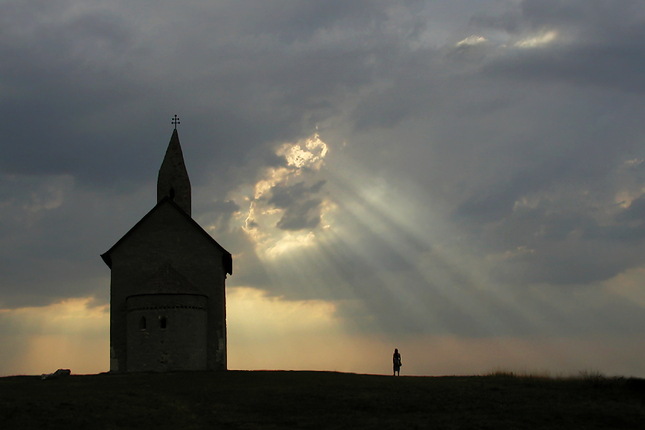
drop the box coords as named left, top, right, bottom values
left=2, top=0, right=645, bottom=377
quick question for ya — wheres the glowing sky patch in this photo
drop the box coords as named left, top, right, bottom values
left=228, top=287, right=340, bottom=339
left=264, top=231, right=317, bottom=259
left=514, top=31, right=558, bottom=48
left=0, top=298, right=109, bottom=375
left=456, top=35, right=488, bottom=46
left=603, top=267, right=645, bottom=308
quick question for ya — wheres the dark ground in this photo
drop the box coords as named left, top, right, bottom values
left=1, top=370, right=645, bottom=429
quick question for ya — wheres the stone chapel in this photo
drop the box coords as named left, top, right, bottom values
left=101, top=127, right=232, bottom=372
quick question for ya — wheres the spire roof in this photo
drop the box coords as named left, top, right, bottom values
left=157, top=129, right=191, bottom=216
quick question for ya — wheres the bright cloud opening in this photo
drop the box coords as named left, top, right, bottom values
left=515, top=31, right=558, bottom=48
left=238, top=133, right=332, bottom=258
left=456, top=35, right=488, bottom=46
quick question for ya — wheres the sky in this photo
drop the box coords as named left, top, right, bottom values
left=2, top=0, right=645, bottom=377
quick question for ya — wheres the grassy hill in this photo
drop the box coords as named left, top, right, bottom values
left=1, top=370, right=644, bottom=429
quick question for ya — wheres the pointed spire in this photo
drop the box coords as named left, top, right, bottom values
left=157, top=129, right=191, bottom=216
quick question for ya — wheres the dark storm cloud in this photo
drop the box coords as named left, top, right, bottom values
left=473, top=0, right=645, bottom=38
left=484, top=45, right=645, bottom=94
left=616, top=196, right=645, bottom=222
left=268, top=180, right=326, bottom=209
left=520, top=0, right=645, bottom=38
left=470, top=9, right=522, bottom=34
left=0, top=174, right=152, bottom=308
left=195, top=199, right=240, bottom=234
left=267, top=180, right=327, bottom=231
left=275, top=198, right=323, bottom=231
left=0, top=5, right=150, bottom=183
left=457, top=175, right=645, bottom=285
left=452, top=140, right=618, bottom=226
left=223, top=0, right=388, bottom=42
left=429, top=0, right=645, bottom=289
left=493, top=243, right=641, bottom=286
left=468, top=190, right=645, bottom=286
left=477, top=1, right=645, bottom=93
left=0, top=0, right=395, bottom=189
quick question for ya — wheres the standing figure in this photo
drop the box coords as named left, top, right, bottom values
left=393, top=348, right=402, bottom=376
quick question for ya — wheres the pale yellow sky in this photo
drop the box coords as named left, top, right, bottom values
left=2, top=288, right=644, bottom=377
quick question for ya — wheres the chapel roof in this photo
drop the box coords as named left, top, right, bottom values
left=100, top=196, right=233, bottom=275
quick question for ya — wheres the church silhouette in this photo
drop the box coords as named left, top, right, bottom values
left=102, top=123, right=232, bottom=372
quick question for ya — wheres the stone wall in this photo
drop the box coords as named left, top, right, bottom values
left=126, top=294, right=208, bottom=372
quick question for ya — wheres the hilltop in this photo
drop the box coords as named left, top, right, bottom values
left=1, top=370, right=644, bottom=429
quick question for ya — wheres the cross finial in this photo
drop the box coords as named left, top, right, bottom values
left=171, top=114, right=180, bottom=129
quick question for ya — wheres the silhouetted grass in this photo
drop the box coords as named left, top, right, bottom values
left=1, top=370, right=644, bottom=429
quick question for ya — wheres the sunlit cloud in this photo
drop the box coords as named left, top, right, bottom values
left=0, top=174, right=73, bottom=217
left=265, top=231, right=317, bottom=258
left=456, top=35, right=488, bottom=47
left=278, top=134, right=328, bottom=169
left=238, top=133, right=332, bottom=259
left=613, top=159, right=645, bottom=208
left=514, top=31, right=558, bottom=48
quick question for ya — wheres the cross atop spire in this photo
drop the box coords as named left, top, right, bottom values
left=171, top=114, right=180, bottom=129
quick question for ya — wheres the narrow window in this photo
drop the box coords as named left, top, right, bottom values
left=160, top=316, right=167, bottom=329
left=169, top=188, right=175, bottom=200
left=139, top=316, right=147, bottom=330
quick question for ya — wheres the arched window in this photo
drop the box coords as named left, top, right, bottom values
left=160, top=316, right=167, bottom=329
left=139, top=316, right=147, bottom=330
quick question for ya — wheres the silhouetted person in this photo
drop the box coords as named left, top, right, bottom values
left=393, top=348, right=402, bottom=376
